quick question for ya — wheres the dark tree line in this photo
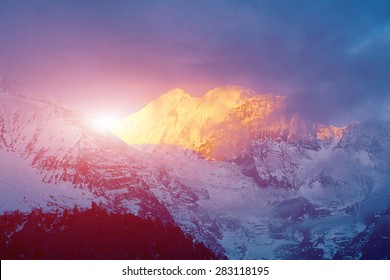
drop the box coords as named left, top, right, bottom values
left=0, top=205, right=219, bottom=260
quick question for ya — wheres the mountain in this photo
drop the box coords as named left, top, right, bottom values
left=0, top=77, right=223, bottom=257
left=113, top=86, right=346, bottom=190
left=112, top=86, right=390, bottom=259
left=113, top=85, right=343, bottom=161
left=1, top=78, right=389, bottom=259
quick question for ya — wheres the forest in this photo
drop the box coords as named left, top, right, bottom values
left=0, top=204, right=218, bottom=260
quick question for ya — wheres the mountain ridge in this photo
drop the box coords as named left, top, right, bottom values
left=1, top=79, right=389, bottom=259
left=0, top=81, right=225, bottom=256
left=113, top=86, right=343, bottom=160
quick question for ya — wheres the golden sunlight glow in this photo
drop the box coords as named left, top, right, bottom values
left=110, top=86, right=345, bottom=160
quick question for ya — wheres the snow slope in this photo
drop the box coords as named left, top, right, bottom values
left=0, top=78, right=224, bottom=255
left=1, top=78, right=389, bottom=259
left=120, top=86, right=389, bottom=259
left=148, top=122, right=390, bottom=259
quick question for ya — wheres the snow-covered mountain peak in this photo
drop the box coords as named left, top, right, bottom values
left=0, top=83, right=224, bottom=254
left=160, top=88, right=192, bottom=99
left=2, top=79, right=389, bottom=260
left=0, top=76, right=26, bottom=97
left=0, top=76, right=60, bottom=107
left=0, top=75, right=18, bottom=88
left=113, top=86, right=344, bottom=160
left=204, top=85, right=253, bottom=103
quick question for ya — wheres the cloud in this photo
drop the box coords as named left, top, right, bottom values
left=0, top=0, right=389, bottom=124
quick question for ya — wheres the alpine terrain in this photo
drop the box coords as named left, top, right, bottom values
left=1, top=78, right=389, bottom=259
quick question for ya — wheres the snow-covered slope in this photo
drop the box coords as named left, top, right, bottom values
left=1, top=78, right=389, bottom=259
left=113, top=85, right=389, bottom=259
left=0, top=148, right=95, bottom=212
left=150, top=120, right=390, bottom=259
left=0, top=78, right=224, bottom=255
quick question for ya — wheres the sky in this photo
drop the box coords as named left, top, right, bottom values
left=0, top=0, right=389, bottom=124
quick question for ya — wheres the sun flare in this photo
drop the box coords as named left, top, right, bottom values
left=90, top=117, right=121, bottom=132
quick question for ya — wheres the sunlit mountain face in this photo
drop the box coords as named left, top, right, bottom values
left=1, top=77, right=389, bottom=260
left=112, top=85, right=344, bottom=160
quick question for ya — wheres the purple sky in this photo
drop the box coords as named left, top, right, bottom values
left=0, top=0, right=389, bottom=124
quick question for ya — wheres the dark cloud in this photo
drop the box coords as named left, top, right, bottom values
left=0, top=0, right=389, bottom=124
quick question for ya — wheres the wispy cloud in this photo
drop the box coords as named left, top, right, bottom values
left=0, top=0, right=389, bottom=124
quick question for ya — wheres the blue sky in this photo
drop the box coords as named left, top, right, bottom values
left=0, top=0, right=389, bottom=124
